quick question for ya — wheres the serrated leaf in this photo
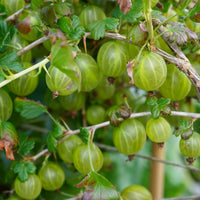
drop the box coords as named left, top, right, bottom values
left=58, top=17, right=72, bottom=34
left=46, top=132, right=57, bottom=153
left=51, top=40, right=74, bottom=68
left=0, top=21, right=17, bottom=53
left=52, top=2, right=71, bottom=17
left=76, top=171, right=120, bottom=200
left=146, top=97, right=157, bottom=106
left=0, top=52, right=23, bottom=72
left=13, top=161, right=36, bottom=182
left=151, top=105, right=160, bottom=119
left=72, top=15, right=81, bottom=28
left=0, top=4, right=7, bottom=19
left=14, top=97, right=47, bottom=119
left=157, top=98, right=171, bottom=106
left=86, top=18, right=119, bottom=40
left=0, top=52, right=17, bottom=63
left=31, top=0, right=44, bottom=10
left=69, top=26, right=85, bottom=40
left=104, top=17, right=119, bottom=31
left=17, top=132, right=35, bottom=156
left=52, top=125, right=63, bottom=139
left=80, top=128, right=90, bottom=144
left=87, top=20, right=106, bottom=40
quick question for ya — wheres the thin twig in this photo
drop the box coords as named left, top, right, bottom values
left=96, top=143, right=200, bottom=173
left=0, top=58, right=49, bottom=88
left=152, top=19, right=200, bottom=100
left=31, top=149, right=49, bottom=161
left=161, top=195, right=200, bottom=200
left=21, top=124, right=49, bottom=133
left=5, top=4, right=31, bottom=22
left=17, top=34, right=54, bottom=56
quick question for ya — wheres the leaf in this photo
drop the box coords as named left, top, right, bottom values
left=146, top=97, right=158, bottom=106
left=0, top=52, right=23, bottom=72
left=31, top=0, right=44, bottom=10
left=105, top=17, right=119, bottom=31
left=58, top=17, right=72, bottom=34
left=0, top=21, right=17, bottom=53
left=69, top=26, right=85, bottom=40
left=157, top=98, right=171, bottom=106
left=87, top=20, right=106, bottom=40
left=46, top=131, right=57, bottom=153
left=17, top=132, right=35, bottom=156
left=52, top=125, right=63, bottom=139
left=151, top=105, right=160, bottom=119
left=71, top=15, right=81, bottom=28
left=0, top=4, right=7, bottom=19
left=76, top=171, right=120, bottom=200
left=14, top=97, right=47, bottom=119
left=52, top=2, right=71, bottom=17
left=58, top=16, right=85, bottom=40
left=13, top=161, right=36, bottom=182
left=118, top=0, right=132, bottom=14
left=80, top=128, right=90, bottom=144
left=173, top=120, right=193, bottom=139
left=51, top=40, right=74, bottom=68
left=86, top=18, right=119, bottom=40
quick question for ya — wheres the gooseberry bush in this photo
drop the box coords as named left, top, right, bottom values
left=0, top=0, right=200, bottom=200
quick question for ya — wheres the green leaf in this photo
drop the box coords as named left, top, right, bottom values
left=58, top=17, right=72, bottom=34
left=0, top=52, right=23, bottom=72
left=151, top=105, right=160, bottom=119
left=31, top=0, right=44, bottom=10
left=46, top=131, right=57, bottom=153
left=173, top=120, right=193, bottom=139
left=69, top=26, right=85, bottom=40
left=17, top=132, right=35, bottom=156
left=0, top=21, right=17, bottom=53
left=14, top=97, right=47, bottom=119
left=52, top=2, right=71, bottom=17
left=86, top=18, right=119, bottom=40
left=0, top=4, right=7, bottom=19
left=112, top=0, right=143, bottom=24
left=71, top=15, right=81, bottom=28
left=157, top=98, right=171, bottom=106
left=13, top=161, right=36, bottom=182
left=52, top=125, right=63, bottom=139
left=80, top=128, right=90, bottom=144
left=51, top=40, right=74, bottom=68
left=146, top=97, right=157, bottom=106
left=0, top=52, right=17, bottom=63
left=87, top=20, right=106, bottom=40
left=76, top=171, right=120, bottom=200
left=104, top=17, right=119, bottom=31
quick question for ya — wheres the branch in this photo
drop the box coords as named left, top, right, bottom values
left=152, top=19, right=200, bottom=100
left=28, top=110, right=200, bottom=163
left=0, top=58, right=49, bottom=88
left=96, top=143, right=200, bottom=173
left=5, top=4, right=31, bottom=22
left=162, top=195, right=200, bottom=200
left=17, top=34, right=53, bottom=56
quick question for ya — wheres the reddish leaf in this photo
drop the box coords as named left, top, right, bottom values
left=4, top=141, right=15, bottom=160
left=127, top=59, right=136, bottom=84
left=118, top=0, right=132, bottom=14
